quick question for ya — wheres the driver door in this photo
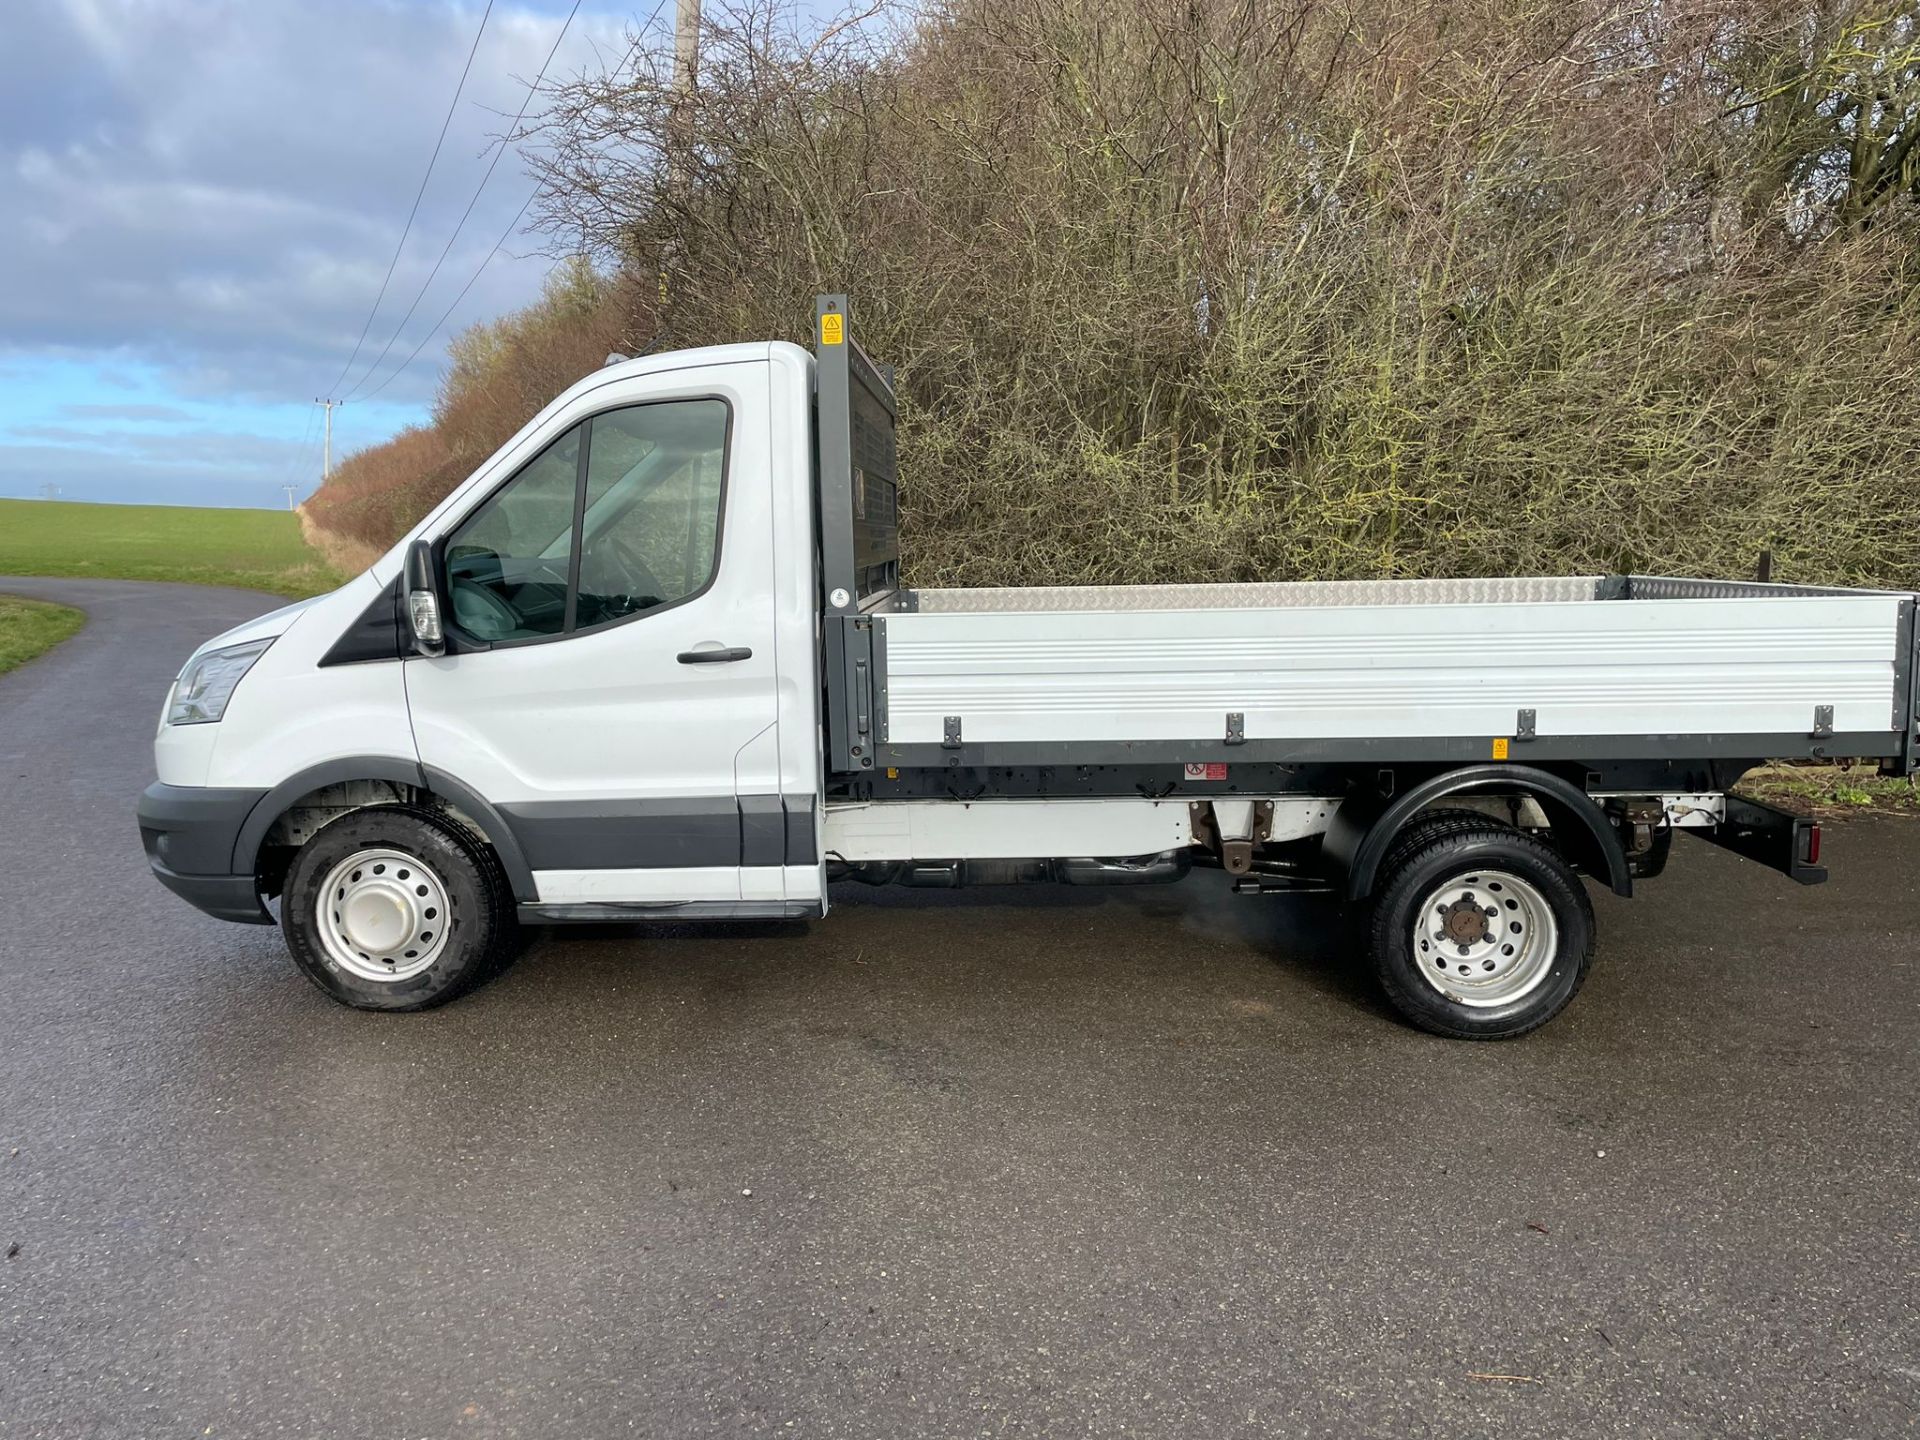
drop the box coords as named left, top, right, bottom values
left=405, top=368, right=783, bottom=910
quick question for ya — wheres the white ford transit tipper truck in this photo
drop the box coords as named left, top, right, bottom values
left=138, top=297, right=1920, bottom=1038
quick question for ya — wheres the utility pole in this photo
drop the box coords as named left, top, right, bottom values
left=672, top=0, right=700, bottom=123
left=282, top=484, right=297, bottom=512
left=661, top=0, right=700, bottom=309
left=314, top=398, right=342, bottom=482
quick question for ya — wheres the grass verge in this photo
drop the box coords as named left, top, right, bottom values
left=0, top=498, right=342, bottom=599
left=1741, top=762, right=1920, bottom=820
left=0, top=595, right=86, bottom=676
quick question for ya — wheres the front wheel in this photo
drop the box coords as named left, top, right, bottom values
left=1367, top=820, right=1595, bottom=1040
left=281, top=806, right=518, bottom=1010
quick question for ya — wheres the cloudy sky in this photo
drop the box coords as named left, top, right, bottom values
left=0, top=0, right=647, bottom=509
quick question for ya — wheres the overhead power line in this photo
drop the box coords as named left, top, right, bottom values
left=275, top=402, right=319, bottom=492
left=323, top=0, right=497, bottom=397
left=343, top=0, right=587, bottom=401
left=354, top=0, right=670, bottom=403
left=352, top=187, right=540, bottom=403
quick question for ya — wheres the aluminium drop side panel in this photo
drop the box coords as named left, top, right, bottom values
left=877, top=593, right=1907, bottom=747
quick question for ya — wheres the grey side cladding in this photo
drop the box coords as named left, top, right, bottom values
left=215, top=760, right=820, bottom=898
left=784, top=795, right=818, bottom=864
left=499, top=797, right=742, bottom=870
left=740, top=794, right=785, bottom=866
left=496, top=793, right=821, bottom=871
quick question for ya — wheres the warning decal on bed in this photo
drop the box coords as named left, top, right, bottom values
left=1184, top=762, right=1229, bottom=781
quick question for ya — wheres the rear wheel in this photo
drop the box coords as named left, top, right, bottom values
left=281, top=806, right=517, bottom=1010
left=1367, top=818, right=1594, bottom=1040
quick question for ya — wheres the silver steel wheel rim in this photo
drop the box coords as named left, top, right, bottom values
left=316, top=848, right=451, bottom=983
left=1412, top=869, right=1559, bottom=1009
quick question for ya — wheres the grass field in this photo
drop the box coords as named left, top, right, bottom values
left=0, top=596, right=87, bottom=676
left=0, top=499, right=341, bottom=598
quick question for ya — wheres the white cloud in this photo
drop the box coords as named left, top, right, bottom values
left=1, top=0, right=637, bottom=408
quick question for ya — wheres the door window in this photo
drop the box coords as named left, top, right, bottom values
left=439, top=399, right=729, bottom=645
left=444, top=425, right=580, bottom=641
left=576, top=400, right=728, bottom=632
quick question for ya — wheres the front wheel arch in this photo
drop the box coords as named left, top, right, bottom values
left=233, top=756, right=537, bottom=904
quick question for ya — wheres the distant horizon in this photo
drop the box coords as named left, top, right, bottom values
left=0, top=492, right=306, bottom=514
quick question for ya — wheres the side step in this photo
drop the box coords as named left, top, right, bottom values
left=518, top=900, right=822, bottom=923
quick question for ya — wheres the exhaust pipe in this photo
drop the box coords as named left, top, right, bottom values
left=1055, top=852, right=1191, bottom=886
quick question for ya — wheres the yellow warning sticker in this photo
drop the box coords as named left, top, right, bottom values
left=820, top=312, right=844, bottom=346
left=1492, top=737, right=1510, bottom=761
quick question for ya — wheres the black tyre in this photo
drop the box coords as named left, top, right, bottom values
left=280, top=805, right=518, bottom=1011
left=1367, top=819, right=1595, bottom=1040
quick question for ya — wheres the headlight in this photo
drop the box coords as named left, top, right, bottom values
left=167, top=639, right=273, bottom=725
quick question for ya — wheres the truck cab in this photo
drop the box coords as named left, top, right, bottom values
left=144, top=336, right=831, bottom=919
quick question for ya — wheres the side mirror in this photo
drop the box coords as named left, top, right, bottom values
left=404, top=538, right=446, bottom=658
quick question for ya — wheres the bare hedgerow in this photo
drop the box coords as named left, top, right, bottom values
left=305, top=262, right=635, bottom=562
left=316, top=0, right=1920, bottom=591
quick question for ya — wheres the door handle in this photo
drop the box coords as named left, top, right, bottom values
left=677, top=645, right=753, bottom=664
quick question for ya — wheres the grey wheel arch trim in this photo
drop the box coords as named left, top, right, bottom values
left=420, top=765, right=538, bottom=901
left=1324, top=763, right=1632, bottom=902
left=229, top=757, right=539, bottom=903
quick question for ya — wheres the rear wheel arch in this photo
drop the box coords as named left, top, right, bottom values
left=1325, top=763, right=1631, bottom=902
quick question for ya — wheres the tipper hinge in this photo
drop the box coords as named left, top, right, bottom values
left=943, top=715, right=963, bottom=749
left=1515, top=708, right=1537, bottom=741
left=1811, top=705, right=1834, bottom=739
left=1225, top=712, right=1245, bottom=746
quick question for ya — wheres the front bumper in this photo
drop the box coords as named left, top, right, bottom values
left=137, top=781, right=275, bottom=924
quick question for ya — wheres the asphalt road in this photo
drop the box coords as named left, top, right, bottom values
left=2, top=576, right=1917, bottom=1439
